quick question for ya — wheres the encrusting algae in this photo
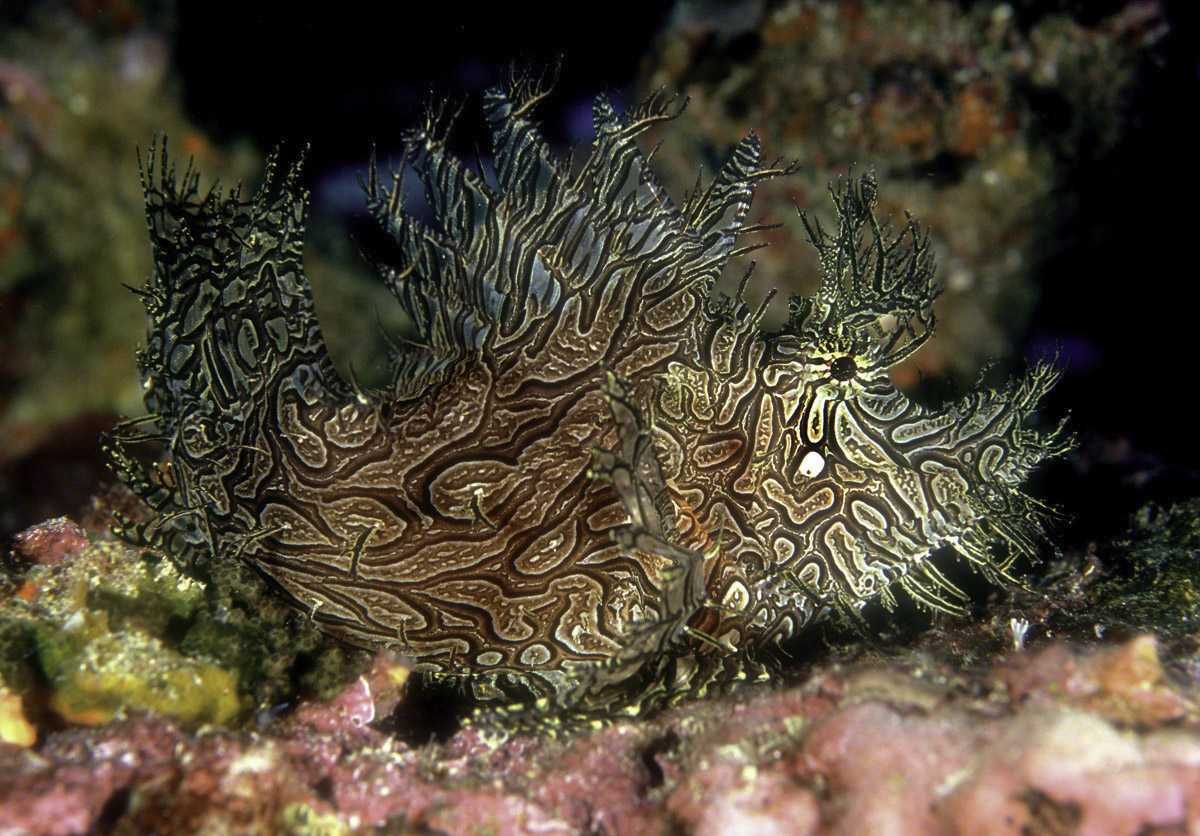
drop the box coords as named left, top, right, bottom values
left=106, top=69, right=1071, bottom=725
left=0, top=515, right=365, bottom=730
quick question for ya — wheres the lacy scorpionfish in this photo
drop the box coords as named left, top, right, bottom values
left=110, top=74, right=1070, bottom=721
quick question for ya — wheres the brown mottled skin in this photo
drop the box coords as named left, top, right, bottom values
left=108, top=72, right=1070, bottom=721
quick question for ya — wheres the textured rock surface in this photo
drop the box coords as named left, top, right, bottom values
left=0, top=513, right=369, bottom=733
left=4, top=501, right=1200, bottom=834
left=1, top=630, right=1198, bottom=835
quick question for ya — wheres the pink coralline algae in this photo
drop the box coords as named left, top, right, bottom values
left=287, top=654, right=409, bottom=735
left=9, top=517, right=89, bottom=567
left=2, top=634, right=1199, bottom=836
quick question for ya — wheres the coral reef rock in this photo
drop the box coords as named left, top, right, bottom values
left=1, top=634, right=1198, bottom=835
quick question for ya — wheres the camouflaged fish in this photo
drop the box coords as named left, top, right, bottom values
left=108, top=71, right=1071, bottom=721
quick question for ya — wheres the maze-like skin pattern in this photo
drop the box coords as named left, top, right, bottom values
left=111, top=72, right=1070, bottom=717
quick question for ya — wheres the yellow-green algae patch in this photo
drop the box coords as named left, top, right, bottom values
left=23, top=537, right=205, bottom=628
left=0, top=670, right=37, bottom=746
left=37, top=612, right=244, bottom=726
left=1, top=518, right=368, bottom=733
left=279, top=803, right=354, bottom=836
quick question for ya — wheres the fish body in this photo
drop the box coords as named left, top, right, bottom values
left=111, top=74, right=1070, bottom=717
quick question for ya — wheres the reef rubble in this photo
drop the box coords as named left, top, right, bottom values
left=3, top=504, right=1200, bottom=835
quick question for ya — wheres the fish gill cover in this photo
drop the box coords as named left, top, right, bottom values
left=105, top=68, right=1071, bottom=727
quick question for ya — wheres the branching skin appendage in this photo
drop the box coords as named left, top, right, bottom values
left=107, top=70, right=1072, bottom=731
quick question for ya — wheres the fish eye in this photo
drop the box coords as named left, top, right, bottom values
left=829, top=355, right=858, bottom=381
